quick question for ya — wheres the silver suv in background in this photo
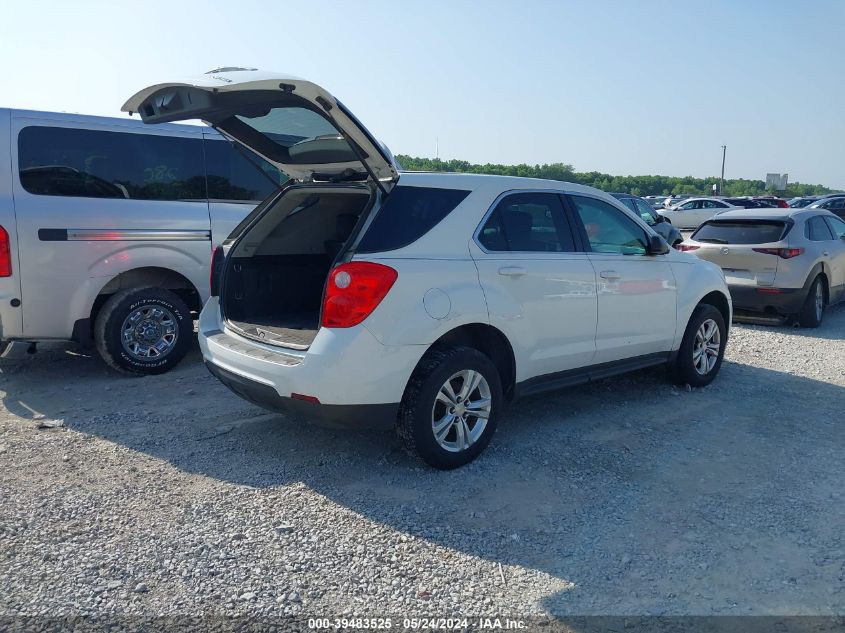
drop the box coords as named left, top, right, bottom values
left=0, top=109, right=286, bottom=373
left=679, top=208, right=845, bottom=326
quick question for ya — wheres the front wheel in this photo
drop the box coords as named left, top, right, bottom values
left=397, top=346, right=502, bottom=470
left=94, top=287, right=192, bottom=375
left=670, top=303, right=727, bottom=387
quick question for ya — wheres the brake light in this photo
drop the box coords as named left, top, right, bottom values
left=677, top=244, right=700, bottom=252
left=0, top=225, right=11, bottom=277
left=321, top=262, right=397, bottom=328
left=752, top=247, right=803, bottom=259
left=210, top=246, right=224, bottom=297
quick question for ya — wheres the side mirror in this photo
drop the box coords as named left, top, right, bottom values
left=648, top=234, right=670, bottom=255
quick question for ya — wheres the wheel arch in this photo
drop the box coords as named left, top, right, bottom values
left=74, top=267, right=203, bottom=346
left=424, top=323, right=517, bottom=400
left=697, top=290, right=731, bottom=330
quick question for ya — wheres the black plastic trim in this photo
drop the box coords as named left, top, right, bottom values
left=515, top=352, right=671, bottom=398
left=205, top=361, right=398, bottom=430
left=38, top=228, right=68, bottom=241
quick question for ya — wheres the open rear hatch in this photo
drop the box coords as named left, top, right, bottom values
left=123, top=69, right=399, bottom=349
left=122, top=68, right=398, bottom=189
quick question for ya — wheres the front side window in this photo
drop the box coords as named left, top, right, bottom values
left=569, top=195, right=648, bottom=255
left=205, top=139, right=287, bottom=202
left=680, top=200, right=699, bottom=210
left=478, top=193, right=574, bottom=253
left=806, top=216, right=835, bottom=241
left=633, top=198, right=658, bottom=225
left=18, top=126, right=205, bottom=201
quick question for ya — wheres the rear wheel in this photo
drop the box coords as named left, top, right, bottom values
left=797, top=276, right=825, bottom=328
left=94, top=287, right=192, bottom=375
left=397, top=346, right=502, bottom=470
left=670, top=303, right=727, bottom=387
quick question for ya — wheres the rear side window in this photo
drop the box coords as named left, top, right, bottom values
left=693, top=221, right=787, bottom=244
left=826, top=216, right=845, bottom=239
left=18, top=126, right=204, bottom=201
left=204, top=139, right=287, bottom=202
left=805, top=216, right=835, bottom=241
left=478, top=192, right=575, bottom=253
left=357, top=186, right=470, bottom=253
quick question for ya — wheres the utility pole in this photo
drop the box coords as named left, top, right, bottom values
left=719, top=145, right=727, bottom=195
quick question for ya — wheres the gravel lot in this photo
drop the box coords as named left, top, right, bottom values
left=1, top=306, right=844, bottom=620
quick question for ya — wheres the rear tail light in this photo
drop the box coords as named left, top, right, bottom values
left=752, top=247, right=803, bottom=259
left=777, top=200, right=788, bottom=208
left=210, top=246, right=224, bottom=297
left=676, top=244, right=700, bottom=252
left=321, top=262, right=397, bottom=328
left=0, top=225, right=11, bottom=277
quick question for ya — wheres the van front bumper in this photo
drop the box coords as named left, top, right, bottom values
left=205, top=361, right=399, bottom=430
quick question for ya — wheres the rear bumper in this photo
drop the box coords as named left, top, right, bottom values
left=728, top=284, right=805, bottom=315
left=205, top=361, right=398, bottom=430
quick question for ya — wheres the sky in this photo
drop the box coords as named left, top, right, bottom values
left=2, top=0, right=843, bottom=188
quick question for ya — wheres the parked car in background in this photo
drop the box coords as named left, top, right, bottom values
left=123, top=68, right=732, bottom=469
left=807, top=196, right=845, bottom=219
left=0, top=109, right=285, bottom=372
left=610, top=193, right=683, bottom=246
left=661, top=197, right=741, bottom=229
left=788, top=196, right=821, bottom=208
left=678, top=208, right=845, bottom=327
left=754, top=196, right=789, bottom=208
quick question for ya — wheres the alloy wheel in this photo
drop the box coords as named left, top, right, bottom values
left=431, top=369, right=492, bottom=453
left=692, top=318, right=721, bottom=375
left=120, top=304, right=179, bottom=361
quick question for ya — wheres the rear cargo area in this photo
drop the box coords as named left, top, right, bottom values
left=223, top=187, right=372, bottom=349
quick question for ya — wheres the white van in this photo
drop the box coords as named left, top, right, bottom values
left=0, top=108, right=286, bottom=373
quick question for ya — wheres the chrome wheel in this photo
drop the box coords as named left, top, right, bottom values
left=431, top=369, right=492, bottom=453
left=814, top=282, right=824, bottom=322
left=692, top=318, right=721, bottom=375
left=120, top=304, right=179, bottom=361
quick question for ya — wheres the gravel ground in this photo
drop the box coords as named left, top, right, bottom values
left=1, top=306, right=844, bottom=620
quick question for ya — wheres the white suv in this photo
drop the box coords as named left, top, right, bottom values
left=124, top=69, right=732, bottom=469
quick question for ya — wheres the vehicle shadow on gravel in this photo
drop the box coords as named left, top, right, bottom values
left=2, top=315, right=845, bottom=616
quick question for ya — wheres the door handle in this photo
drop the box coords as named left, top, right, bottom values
left=599, top=270, right=621, bottom=280
left=498, top=266, right=527, bottom=277
left=823, top=252, right=829, bottom=256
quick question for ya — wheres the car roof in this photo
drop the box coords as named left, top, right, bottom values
left=396, top=171, right=614, bottom=197
left=705, top=208, right=834, bottom=222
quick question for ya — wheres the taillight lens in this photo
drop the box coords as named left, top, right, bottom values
left=321, top=262, right=397, bottom=328
left=0, top=225, right=11, bottom=277
left=752, top=247, right=803, bottom=259
left=677, top=244, right=700, bottom=252
left=210, top=246, right=224, bottom=297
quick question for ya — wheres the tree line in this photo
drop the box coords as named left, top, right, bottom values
left=395, top=155, right=834, bottom=198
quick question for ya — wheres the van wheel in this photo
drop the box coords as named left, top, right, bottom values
left=94, top=287, right=191, bottom=375
left=670, top=303, right=727, bottom=387
left=397, top=346, right=502, bottom=470
left=797, top=276, right=825, bottom=328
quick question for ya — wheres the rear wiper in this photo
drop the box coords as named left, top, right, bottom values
left=697, top=238, right=728, bottom=244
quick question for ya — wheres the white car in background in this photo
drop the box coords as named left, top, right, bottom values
left=661, top=197, right=742, bottom=229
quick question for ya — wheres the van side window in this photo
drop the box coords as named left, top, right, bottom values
left=18, top=126, right=204, bottom=201
left=204, top=140, right=287, bottom=202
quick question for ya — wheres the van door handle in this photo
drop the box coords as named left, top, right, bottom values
left=498, top=266, right=527, bottom=277
left=599, top=270, right=621, bottom=280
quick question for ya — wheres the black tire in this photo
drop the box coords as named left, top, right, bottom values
left=670, top=303, right=727, bottom=388
left=397, top=346, right=502, bottom=470
left=797, top=276, right=825, bottom=328
left=94, top=287, right=192, bottom=375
